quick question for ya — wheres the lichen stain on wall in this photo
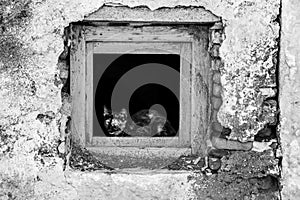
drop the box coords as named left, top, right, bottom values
left=0, top=0, right=283, bottom=199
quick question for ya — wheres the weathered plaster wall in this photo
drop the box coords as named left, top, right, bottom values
left=0, top=0, right=282, bottom=199
left=280, top=0, right=300, bottom=199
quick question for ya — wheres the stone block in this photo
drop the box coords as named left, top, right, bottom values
left=57, top=60, right=68, bottom=71
left=60, top=68, right=69, bottom=79
left=259, top=88, right=277, bottom=98
left=208, top=148, right=230, bottom=158
left=211, top=109, right=218, bottom=122
left=211, top=137, right=253, bottom=151
left=211, top=58, right=221, bottom=70
left=213, top=83, right=222, bottom=97
left=212, top=71, right=221, bottom=84
left=212, top=121, right=223, bottom=132
left=211, top=130, right=221, bottom=138
left=208, top=157, right=221, bottom=171
left=212, top=31, right=222, bottom=44
left=211, top=44, right=220, bottom=58
left=212, top=97, right=222, bottom=110
left=261, top=99, right=278, bottom=125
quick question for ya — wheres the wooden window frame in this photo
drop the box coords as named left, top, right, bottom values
left=86, top=28, right=192, bottom=149
left=71, top=24, right=211, bottom=157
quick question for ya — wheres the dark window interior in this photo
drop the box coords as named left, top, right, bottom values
left=93, top=54, right=180, bottom=137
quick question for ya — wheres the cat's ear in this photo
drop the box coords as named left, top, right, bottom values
left=103, top=105, right=108, bottom=114
left=120, top=108, right=127, bottom=115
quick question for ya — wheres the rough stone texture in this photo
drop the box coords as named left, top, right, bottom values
left=191, top=150, right=280, bottom=200
left=0, top=0, right=282, bottom=199
left=34, top=151, right=281, bottom=200
left=280, top=0, right=300, bottom=199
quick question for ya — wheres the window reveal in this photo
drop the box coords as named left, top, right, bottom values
left=71, top=24, right=211, bottom=161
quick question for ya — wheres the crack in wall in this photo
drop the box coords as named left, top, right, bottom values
left=274, top=0, right=283, bottom=198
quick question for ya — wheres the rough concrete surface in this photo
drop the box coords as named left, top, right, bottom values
left=280, top=0, right=300, bottom=199
left=0, top=0, right=288, bottom=199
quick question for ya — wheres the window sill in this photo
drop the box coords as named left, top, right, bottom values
left=87, top=147, right=191, bottom=169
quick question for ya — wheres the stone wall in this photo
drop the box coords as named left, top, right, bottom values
left=0, top=0, right=291, bottom=199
